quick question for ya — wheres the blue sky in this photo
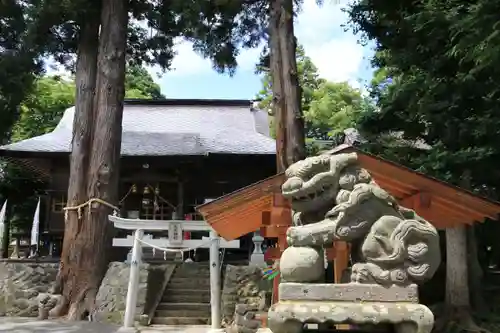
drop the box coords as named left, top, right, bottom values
left=149, top=0, right=375, bottom=99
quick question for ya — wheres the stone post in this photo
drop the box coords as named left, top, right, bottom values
left=250, top=230, right=266, bottom=267
left=209, top=230, right=224, bottom=333
left=123, top=229, right=143, bottom=329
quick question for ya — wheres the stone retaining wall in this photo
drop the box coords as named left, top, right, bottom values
left=94, top=262, right=176, bottom=324
left=0, top=262, right=59, bottom=317
left=0, top=260, right=176, bottom=325
left=221, top=265, right=272, bottom=327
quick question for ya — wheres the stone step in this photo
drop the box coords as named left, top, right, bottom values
left=176, top=264, right=211, bottom=269
left=156, top=302, right=210, bottom=311
left=162, top=292, right=210, bottom=303
left=164, top=288, right=210, bottom=297
left=168, top=277, right=211, bottom=288
left=155, top=309, right=210, bottom=318
left=172, top=274, right=210, bottom=280
left=174, top=264, right=211, bottom=272
left=172, top=269, right=210, bottom=277
left=150, top=316, right=210, bottom=325
left=177, top=262, right=210, bottom=267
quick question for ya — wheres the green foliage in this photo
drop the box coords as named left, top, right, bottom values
left=11, top=65, right=163, bottom=142
left=307, top=81, right=370, bottom=137
left=348, top=2, right=500, bottom=316
left=348, top=0, right=500, bottom=196
left=256, top=45, right=325, bottom=115
left=256, top=45, right=373, bottom=144
left=11, top=76, right=74, bottom=142
left=125, top=65, right=164, bottom=100
left=0, top=0, right=44, bottom=143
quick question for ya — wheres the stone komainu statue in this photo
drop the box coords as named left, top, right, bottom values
left=280, top=152, right=441, bottom=287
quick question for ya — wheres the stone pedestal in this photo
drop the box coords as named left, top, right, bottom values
left=268, top=283, right=434, bottom=333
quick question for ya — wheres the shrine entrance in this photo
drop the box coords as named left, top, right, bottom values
left=109, top=215, right=237, bottom=332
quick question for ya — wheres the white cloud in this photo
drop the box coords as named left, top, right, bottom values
left=296, top=0, right=364, bottom=85
left=167, top=41, right=212, bottom=76
left=161, top=0, right=365, bottom=86
left=160, top=39, right=263, bottom=77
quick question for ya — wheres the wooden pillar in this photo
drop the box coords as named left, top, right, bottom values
left=177, top=181, right=184, bottom=217
left=333, top=241, right=351, bottom=331
left=333, top=241, right=350, bottom=283
left=269, top=193, right=291, bottom=303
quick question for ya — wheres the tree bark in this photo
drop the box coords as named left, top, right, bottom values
left=278, top=0, right=306, bottom=165
left=269, top=0, right=306, bottom=172
left=56, top=0, right=128, bottom=320
left=74, top=0, right=128, bottom=318
left=55, top=13, right=100, bottom=318
left=269, top=0, right=287, bottom=173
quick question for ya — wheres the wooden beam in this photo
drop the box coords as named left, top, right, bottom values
left=210, top=211, right=265, bottom=240
left=374, top=180, right=414, bottom=199
left=370, top=171, right=417, bottom=195
left=205, top=196, right=272, bottom=222
left=356, top=153, right=500, bottom=219
left=433, top=196, right=496, bottom=221
left=400, top=195, right=470, bottom=228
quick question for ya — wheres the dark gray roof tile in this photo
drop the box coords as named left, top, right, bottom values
left=0, top=102, right=276, bottom=156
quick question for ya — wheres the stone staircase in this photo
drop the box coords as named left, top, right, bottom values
left=151, top=263, right=212, bottom=325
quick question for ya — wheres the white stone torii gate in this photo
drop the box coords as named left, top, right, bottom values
left=109, top=215, right=233, bottom=333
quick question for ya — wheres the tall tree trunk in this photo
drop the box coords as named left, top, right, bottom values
left=269, top=0, right=286, bottom=173
left=269, top=0, right=306, bottom=172
left=55, top=13, right=100, bottom=318
left=71, top=0, right=128, bottom=318
left=278, top=0, right=306, bottom=165
left=56, top=0, right=128, bottom=319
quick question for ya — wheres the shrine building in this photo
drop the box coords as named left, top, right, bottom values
left=0, top=99, right=276, bottom=261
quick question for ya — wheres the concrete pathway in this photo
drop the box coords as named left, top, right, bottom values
left=139, top=325, right=211, bottom=333
left=0, top=319, right=224, bottom=333
left=0, top=318, right=274, bottom=333
left=0, top=317, right=120, bottom=333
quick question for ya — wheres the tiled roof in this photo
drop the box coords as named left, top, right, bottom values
left=0, top=100, right=276, bottom=156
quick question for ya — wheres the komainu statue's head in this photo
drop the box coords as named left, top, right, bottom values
left=282, top=152, right=369, bottom=213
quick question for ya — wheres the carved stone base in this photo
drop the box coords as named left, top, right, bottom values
left=267, top=283, right=434, bottom=333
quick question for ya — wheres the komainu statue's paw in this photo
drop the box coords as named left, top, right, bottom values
left=286, top=226, right=315, bottom=247
left=351, top=263, right=410, bottom=287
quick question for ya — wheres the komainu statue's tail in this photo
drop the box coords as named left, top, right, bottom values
left=390, top=209, right=441, bottom=283
left=363, top=206, right=441, bottom=285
